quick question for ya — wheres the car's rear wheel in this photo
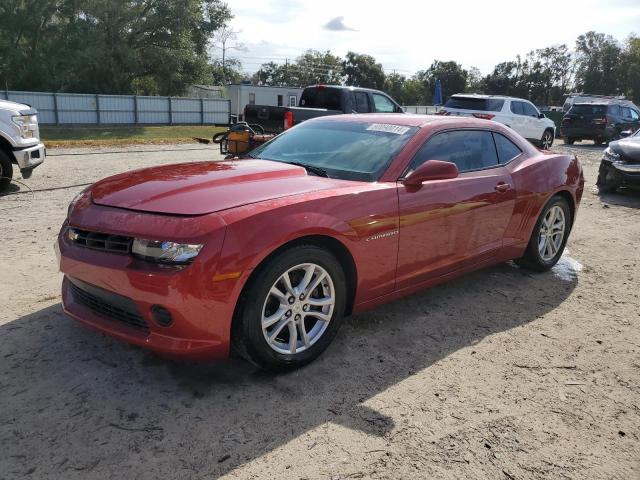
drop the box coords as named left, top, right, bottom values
left=233, top=245, right=346, bottom=371
left=0, top=150, right=13, bottom=193
left=515, top=195, right=571, bottom=271
left=541, top=129, right=554, bottom=150
left=564, top=137, right=575, bottom=145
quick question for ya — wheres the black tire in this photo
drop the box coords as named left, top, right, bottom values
left=564, top=137, right=575, bottom=145
left=232, top=245, right=347, bottom=371
left=0, top=149, right=13, bottom=193
left=515, top=195, right=572, bottom=272
left=541, top=129, right=554, bottom=150
left=596, top=164, right=618, bottom=193
left=594, top=137, right=605, bottom=146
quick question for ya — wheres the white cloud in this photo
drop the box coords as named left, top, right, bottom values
left=225, top=0, right=640, bottom=76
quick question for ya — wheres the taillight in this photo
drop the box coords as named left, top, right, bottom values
left=472, top=113, right=495, bottom=120
left=591, top=117, right=607, bottom=125
left=284, top=111, right=294, bottom=130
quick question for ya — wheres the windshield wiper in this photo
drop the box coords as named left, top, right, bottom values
left=285, top=161, right=330, bottom=178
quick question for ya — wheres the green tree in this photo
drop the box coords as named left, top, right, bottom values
left=0, top=0, right=231, bottom=95
left=574, top=31, right=621, bottom=95
left=618, top=35, right=640, bottom=103
left=343, top=52, right=386, bottom=90
left=416, top=60, right=468, bottom=101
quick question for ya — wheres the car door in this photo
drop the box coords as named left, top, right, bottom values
left=353, top=91, right=371, bottom=113
left=372, top=93, right=400, bottom=113
left=621, top=107, right=640, bottom=133
left=508, top=101, right=527, bottom=137
left=396, top=129, right=516, bottom=289
left=522, top=101, right=543, bottom=139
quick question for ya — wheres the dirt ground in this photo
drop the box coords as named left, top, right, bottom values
left=1, top=141, right=638, bottom=479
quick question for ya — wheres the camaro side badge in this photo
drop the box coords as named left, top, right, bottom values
left=365, top=229, right=399, bottom=242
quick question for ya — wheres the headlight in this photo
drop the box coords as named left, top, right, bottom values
left=132, top=239, right=203, bottom=264
left=603, top=148, right=623, bottom=164
left=12, top=114, right=37, bottom=139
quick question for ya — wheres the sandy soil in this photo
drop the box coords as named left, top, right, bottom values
left=0, top=142, right=638, bottom=479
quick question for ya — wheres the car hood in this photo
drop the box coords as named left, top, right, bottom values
left=90, top=159, right=351, bottom=215
left=0, top=99, right=29, bottom=113
left=610, top=137, right=640, bottom=162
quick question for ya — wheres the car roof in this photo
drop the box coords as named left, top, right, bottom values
left=572, top=99, right=628, bottom=106
left=305, top=113, right=501, bottom=129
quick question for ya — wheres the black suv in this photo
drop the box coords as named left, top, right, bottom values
left=561, top=100, right=640, bottom=145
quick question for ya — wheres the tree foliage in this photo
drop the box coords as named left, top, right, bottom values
left=343, top=52, right=386, bottom=90
left=0, top=0, right=231, bottom=95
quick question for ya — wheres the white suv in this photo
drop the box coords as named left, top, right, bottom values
left=437, top=94, right=557, bottom=149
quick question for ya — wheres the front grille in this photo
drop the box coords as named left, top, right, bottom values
left=68, top=277, right=149, bottom=332
left=69, top=228, right=132, bottom=254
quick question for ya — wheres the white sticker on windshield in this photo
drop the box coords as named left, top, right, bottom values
left=366, top=123, right=410, bottom=135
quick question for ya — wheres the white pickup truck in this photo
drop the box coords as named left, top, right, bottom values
left=0, top=99, right=46, bottom=192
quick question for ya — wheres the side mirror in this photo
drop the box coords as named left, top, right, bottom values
left=538, top=113, right=546, bottom=119
left=620, top=130, right=633, bottom=138
left=403, top=160, right=459, bottom=187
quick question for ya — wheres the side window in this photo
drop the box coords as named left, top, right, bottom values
left=522, top=102, right=539, bottom=117
left=608, top=104, right=621, bottom=116
left=493, top=133, right=522, bottom=164
left=629, top=109, right=640, bottom=121
left=410, top=130, right=499, bottom=173
left=372, top=93, right=396, bottom=113
left=510, top=101, right=524, bottom=115
left=289, top=95, right=297, bottom=107
left=354, top=92, right=370, bottom=113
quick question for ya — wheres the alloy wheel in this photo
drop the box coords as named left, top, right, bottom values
left=261, top=263, right=335, bottom=355
left=542, top=131, right=553, bottom=149
left=538, top=205, right=566, bottom=261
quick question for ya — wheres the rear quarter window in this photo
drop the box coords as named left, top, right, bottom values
left=444, top=97, right=504, bottom=112
left=493, top=133, right=522, bottom=164
left=300, top=88, right=342, bottom=110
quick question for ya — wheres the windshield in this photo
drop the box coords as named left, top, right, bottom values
left=569, top=104, right=607, bottom=115
left=249, top=120, right=418, bottom=181
left=444, top=96, right=504, bottom=112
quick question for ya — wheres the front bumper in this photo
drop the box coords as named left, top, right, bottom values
left=13, top=143, right=46, bottom=171
left=57, top=205, right=239, bottom=361
left=600, top=160, right=640, bottom=187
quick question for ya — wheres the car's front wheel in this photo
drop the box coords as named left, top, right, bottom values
left=541, top=129, right=554, bottom=150
left=0, top=150, right=14, bottom=193
left=515, top=195, right=571, bottom=271
left=233, top=245, right=347, bottom=371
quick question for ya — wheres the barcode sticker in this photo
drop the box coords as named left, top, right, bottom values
left=366, top=124, right=411, bottom=135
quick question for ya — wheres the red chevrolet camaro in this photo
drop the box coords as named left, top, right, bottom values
left=57, top=114, right=584, bottom=370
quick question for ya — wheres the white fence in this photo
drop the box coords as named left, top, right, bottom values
left=402, top=105, right=439, bottom=114
left=0, top=90, right=231, bottom=126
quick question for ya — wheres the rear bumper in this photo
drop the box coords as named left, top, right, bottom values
left=12, top=143, right=45, bottom=171
left=560, top=125, right=615, bottom=140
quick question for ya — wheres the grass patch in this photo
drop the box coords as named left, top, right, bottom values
left=41, top=125, right=228, bottom=148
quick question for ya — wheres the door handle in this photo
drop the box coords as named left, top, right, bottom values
left=495, top=183, right=511, bottom=193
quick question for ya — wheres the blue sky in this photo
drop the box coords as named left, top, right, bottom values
left=221, top=0, right=640, bottom=76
